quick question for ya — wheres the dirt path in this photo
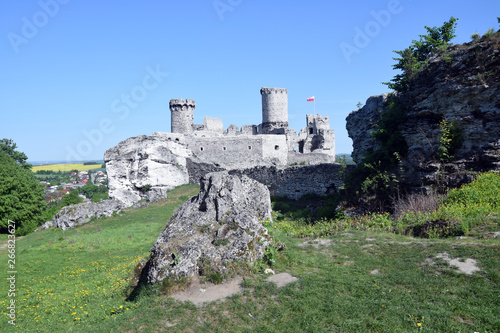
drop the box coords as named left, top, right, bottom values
left=172, top=273, right=298, bottom=307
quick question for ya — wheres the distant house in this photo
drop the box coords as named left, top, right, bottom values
left=45, top=193, right=56, bottom=203
left=83, top=179, right=88, bottom=184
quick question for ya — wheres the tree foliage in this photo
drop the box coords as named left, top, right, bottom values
left=0, top=151, right=46, bottom=235
left=0, top=138, right=32, bottom=170
left=385, top=17, right=458, bottom=92
left=79, top=183, right=108, bottom=202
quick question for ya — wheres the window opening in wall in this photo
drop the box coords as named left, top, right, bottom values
left=309, top=128, right=314, bottom=134
left=248, top=146, right=252, bottom=150
left=223, top=147, right=227, bottom=151
left=175, top=138, right=179, bottom=142
left=200, top=147, right=204, bottom=151
left=275, top=145, right=279, bottom=150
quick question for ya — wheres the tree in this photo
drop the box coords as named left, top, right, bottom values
left=59, top=189, right=83, bottom=207
left=0, top=151, right=46, bottom=235
left=385, top=17, right=458, bottom=92
left=0, top=138, right=32, bottom=170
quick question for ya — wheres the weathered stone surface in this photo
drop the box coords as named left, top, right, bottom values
left=346, top=93, right=389, bottom=163
left=104, top=135, right=192, bottom=207
left=230, top=163, right=346, bottom=200
left=346, top=36, right=500, bottom=190
left=38, top=199, right=124, bottom=231
left=144, top=172, right=272, bottom=284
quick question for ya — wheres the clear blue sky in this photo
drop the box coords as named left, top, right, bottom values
left=1, top=0, right=499, bottom=162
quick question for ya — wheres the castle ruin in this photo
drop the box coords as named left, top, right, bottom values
left=155, top=87, right=335, bottom=169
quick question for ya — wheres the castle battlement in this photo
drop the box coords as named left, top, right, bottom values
left=169, top=98, right=195, bottom=134
left=260, top=87, right=288, bottom=95
left=169, top=98, right=196, bottom=109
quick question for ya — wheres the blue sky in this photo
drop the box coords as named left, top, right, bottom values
left=1, top=0, right=499, bottom=162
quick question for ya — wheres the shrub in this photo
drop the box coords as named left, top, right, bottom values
left=438, top=171, right=500, bottom=218
left=484, top=27, right=495, bottom=38
left=437, top=119, right=462, bottom=162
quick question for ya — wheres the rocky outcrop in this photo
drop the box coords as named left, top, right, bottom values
left=346, top=93, right=389, bottom=164
left=346, top=34, right=500, bottom=190
left=144, top=172, right=272, bottom=284
left=104, top=135, right=193, bottom=207
left=37, top=199, right=124, bottom=231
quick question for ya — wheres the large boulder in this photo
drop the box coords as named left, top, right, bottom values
left=144, top=171, right=272, bottom=284
left=104, top=135, right=192, bottom=207
left=38, top=199, right=124, bottom=231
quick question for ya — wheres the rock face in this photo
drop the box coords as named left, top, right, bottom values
left=104, top=135, right=192, bottom=207
left=345, top=93, right=389, bottom=164
left=144, top=172, right=272, bottom=284
left=38, top=199, right=124, bottom=231
left=346, top=35, right=500, bottom=190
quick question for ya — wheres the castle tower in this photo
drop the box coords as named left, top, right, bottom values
left=169, top=98, right=195, bottom=133
left=260, top=87, right=288, bottom=134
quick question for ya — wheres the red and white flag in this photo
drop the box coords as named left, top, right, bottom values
left=307, top=96, right=315, bottom=102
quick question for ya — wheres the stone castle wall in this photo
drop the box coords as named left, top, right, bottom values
left=190, top=135, right=287, bottom=169
left=229, top=164, right=344, bottom=199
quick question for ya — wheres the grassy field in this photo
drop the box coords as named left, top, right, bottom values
left=0, top=183, right=499, bottom=332
left=31, top=163, right=103, bottom=172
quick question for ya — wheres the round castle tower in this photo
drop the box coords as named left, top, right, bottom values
left=169, top=98, right=195, bottom=133
left=260, top=87, right=288, bottom=134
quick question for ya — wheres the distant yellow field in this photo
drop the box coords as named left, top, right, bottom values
left=31, top=163, right=102, bottom=172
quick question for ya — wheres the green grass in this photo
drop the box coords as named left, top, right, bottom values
left=0, top=181, right=499, bottom=332
left=0, top=184, right=199, bottom=332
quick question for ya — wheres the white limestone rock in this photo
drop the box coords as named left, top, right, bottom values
left=51, top=199, right=124, bottom=230
left=104, top=135, right=192, bottom=207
